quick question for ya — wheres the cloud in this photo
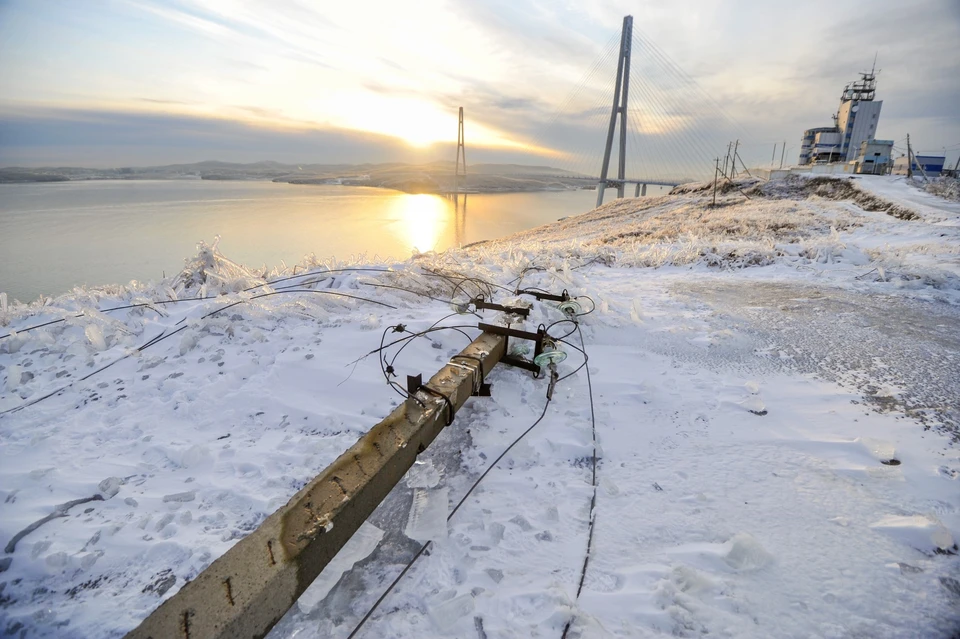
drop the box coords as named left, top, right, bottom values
left=2, top=0, right=958, bottom=171
left=0, top=106, right=427, bottom=167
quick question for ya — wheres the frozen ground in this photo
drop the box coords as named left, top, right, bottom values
left=1, top=175, right=958, bottom=638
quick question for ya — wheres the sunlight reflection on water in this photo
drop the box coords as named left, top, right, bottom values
left=0, top=180, right=659, bottom=302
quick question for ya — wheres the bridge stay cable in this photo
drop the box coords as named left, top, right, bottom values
left=527, top=16, right=750, bottom=203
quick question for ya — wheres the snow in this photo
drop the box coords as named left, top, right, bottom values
left=1, top=175, right=959, bottom=638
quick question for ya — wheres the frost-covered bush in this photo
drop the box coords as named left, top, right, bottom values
left=924, top=177, right=960, bottom=202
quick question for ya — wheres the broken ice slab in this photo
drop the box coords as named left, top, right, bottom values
left=405, top=487, right=449, bottom=544
left=430, top=593, right=475, bottom=631
left=406, top=459, right=441, bottom=488
left=296, top=521, right=384, bottom=614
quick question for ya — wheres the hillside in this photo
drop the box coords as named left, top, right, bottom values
left=0, top=161, right=590, bottom=193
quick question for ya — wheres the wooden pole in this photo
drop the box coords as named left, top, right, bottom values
left=906, top=134, right=913, bottom=179
left=730, top=139, right=740, bottom=177
left=712, top=158, right=719, bottom=207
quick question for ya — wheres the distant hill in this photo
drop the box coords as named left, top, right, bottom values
left=0, top=160, right=592, bottom=193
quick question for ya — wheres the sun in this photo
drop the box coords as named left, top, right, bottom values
left=308, top=88, right=565, bottom=155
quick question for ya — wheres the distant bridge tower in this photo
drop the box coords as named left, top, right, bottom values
left=596, top=15, right=633, bottom=208
left=455, top=106, right=466, bottom=193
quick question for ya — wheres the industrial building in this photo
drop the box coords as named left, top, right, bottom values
left=799, top=66, right=883, bottom=167
left=892, top=154, right=946, bottom=176
left=857, top=139, right=894, bottom=175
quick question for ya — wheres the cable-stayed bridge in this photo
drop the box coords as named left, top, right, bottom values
left=512, top=15, right=747, bottom=205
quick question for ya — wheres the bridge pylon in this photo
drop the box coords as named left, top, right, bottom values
left=455, top=106, right=466, bottom=194
left=596, top=15, right=633, bottom=208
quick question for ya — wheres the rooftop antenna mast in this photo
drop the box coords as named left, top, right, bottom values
left=596, top=15, right=633, bottom=208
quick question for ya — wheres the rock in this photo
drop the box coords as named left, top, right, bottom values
left=98, top=477, right=122, bottom=499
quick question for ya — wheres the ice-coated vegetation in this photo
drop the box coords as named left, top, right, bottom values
left=1, top=175, right=958, bottom=638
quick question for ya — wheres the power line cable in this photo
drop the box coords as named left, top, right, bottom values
left=346, top=394, right=554, bottom=638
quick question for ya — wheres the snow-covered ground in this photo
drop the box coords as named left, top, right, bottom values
left=1, top=175, right=959, bottom=638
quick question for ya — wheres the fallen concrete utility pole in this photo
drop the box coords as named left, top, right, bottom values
left=127, top=331, right=507, bottom=639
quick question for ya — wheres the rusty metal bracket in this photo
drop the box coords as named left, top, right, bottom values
left=516, top=288, right=570, bottom=303
left=477, top=322, right=546, bottom=376
left=471, top=295, right=530, bottom=318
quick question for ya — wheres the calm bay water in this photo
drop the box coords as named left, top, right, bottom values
left=0, top=179, right=638, bottom=303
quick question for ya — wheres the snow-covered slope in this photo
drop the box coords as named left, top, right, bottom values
left=1, top=176, right=958, bottom=638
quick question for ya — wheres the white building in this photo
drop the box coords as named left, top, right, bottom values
left=799, top=66, right=883, bottom=165
left=855, top=139, right=893, bottom=174
left=800, top=127, right=843, bottom=165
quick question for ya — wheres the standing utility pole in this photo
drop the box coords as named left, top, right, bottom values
left=771, top=143, right=777, bottom=167
left=906, top=134, right=913, bottom=179
left=779, top=140, right=786, bottom=169
left=731, top=140, right=740, bottom=178
left=455, top=106, right=466, bottom=193
left=596, top=15, right=633, bottom=208
left=712, top=158, right=719, bottom=207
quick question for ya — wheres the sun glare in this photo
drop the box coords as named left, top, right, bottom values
left=389, top=193, right=449, bottom=253
left=307, top=89, right=562, bottom=154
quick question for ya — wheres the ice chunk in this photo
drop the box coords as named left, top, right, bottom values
left=179, top=333, right=197, bottom=356
left=740, top=395, right=767, bottom=415
left=162, top=490, right=196, bottom=503
left=85, top=325, right=106, bottom=351
left=405, top=487, right=449, bottom=543
left=406, top=460, right=441, bottom=488
left=98, top=477, right=122, bottom=499
left=6, top=365, right=22, bottom=390
left=296, top=522, right=384, bottom=613
left=723, top=533, right=774, bottom=571
left=869, top=515, right=955, bottom=553
left=180, top=445, right=212, bottom=469
left=858, top=438, right=897, bottom=463
left=431, top=593, right=475, bottom=631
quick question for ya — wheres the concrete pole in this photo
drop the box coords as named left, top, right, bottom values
left=126, top=333, right=507, bottom=639
left=771, top=143, right=777, bottom=167
left=779, top=141, right=786, bottom=169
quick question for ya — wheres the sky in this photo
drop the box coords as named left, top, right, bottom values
left=0, top=0, right=958, bottom=173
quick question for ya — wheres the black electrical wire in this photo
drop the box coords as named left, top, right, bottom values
left=241, top=267, right=393, bottom=292
left=377, top=324, right=426, bottom=407
left=573, top=296, right=597, bottom=316
left=0, top=296, right=219, bottom=341
left=0, top=266, right=398, bottom=342
left=359, top=282, right=455, bottom=306
left=387, top=313, right=476, bottom=372
left=0, top=289, right=394, bottom=417
left=560, top=323, right=598, bottom=638
left=346, top=395, right=554, bottom=639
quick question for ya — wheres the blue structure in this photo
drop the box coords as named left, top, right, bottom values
left=915, top=155, right=945, bottom=174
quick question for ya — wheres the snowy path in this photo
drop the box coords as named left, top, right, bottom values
left=1, top=176, right=959, bottom=637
